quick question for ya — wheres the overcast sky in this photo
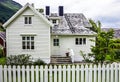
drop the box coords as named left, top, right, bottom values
left=14, top=0, right=120, bottom=28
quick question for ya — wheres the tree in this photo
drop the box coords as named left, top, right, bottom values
left=89, top=19, right=115, bottom=63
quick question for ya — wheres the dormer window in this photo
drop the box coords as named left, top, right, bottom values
left=24, top=16, right=32, bottom=24
left=52, top=19, right=57, bottom=24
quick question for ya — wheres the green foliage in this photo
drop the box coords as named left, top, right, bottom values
left=80, top=51, right=93, bottom=63
left=0, top=47, right=5, bottom=58
left=0, top=57, right=6, bottom=65
left=89, top=19, right=116, bottom=63
left=7, top=54, right=31, bottom=65
left=33, top=59, right=46, bottom=65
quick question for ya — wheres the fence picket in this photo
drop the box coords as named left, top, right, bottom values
left=115, top=63, right=118, bottom=82
left=31, top=65, right=34, bottom=82
left=94, top=64, right=97, bottom=82
left=26, top=66, right=30, bottom=82
left=40, top=65, right=43, bottom=82
left=17, top=65, right=21, bottom=82
left=49, top=65, right=53, bottom=82
left=45, top=65, right=48, bottom=82
left=72, top=65, right=75, bottom=82
left=3, top=65, right=7, bottom=82
left=63, top=65, right=66, bottom=82
left=13, top=66, right=16, bottom=82
left=0, top=65, right=3, bottom=82
left=102, top=64, right=105, bottom=82
left=110, top=64, right=114, bottom=82
left=85, top=64, right=88, bottom=82
left=8, top=66, right=12, bottom=82
left=106, top=64, right=110, bottom=82
left=76, top=65, right=79, bottom=82
left=81, top=64, right=84, bottom=82
left=0, top=63, right=120, bottom=82
left=89, top=64, right=92, bottom=82
left=22, top=65, right=25, bottom=82
left=98, top=64, right=101, bottom=82
left=54, top=65, right=57, bottom=82
left=67, top=65, right=70, bottom=82
left=36, top=66, right=39, bottom=82
left=118, top=63, right=120, bottom=82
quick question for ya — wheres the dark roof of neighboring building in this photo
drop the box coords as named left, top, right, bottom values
left=49, top=13, right=96, bottom=35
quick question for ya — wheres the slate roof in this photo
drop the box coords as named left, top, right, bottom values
left=49, top=13, right=96, bottom=35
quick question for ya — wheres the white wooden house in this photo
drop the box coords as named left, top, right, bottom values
left=3, top=3, right=96, bottom=63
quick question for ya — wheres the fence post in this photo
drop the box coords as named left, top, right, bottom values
left=0, top=65, right=3, bottom=82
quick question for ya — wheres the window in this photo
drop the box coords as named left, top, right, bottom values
left=52, top=19, right=57, bottom=24
left=53, top=38, right=59, bottom=46
left=24, top=16, right=32, bottom=24
left=22, top=36, right=34, bottom=50
left=75, top=38, right=86, bottom=45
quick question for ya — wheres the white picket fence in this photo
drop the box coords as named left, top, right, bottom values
left=0, top=63, right=120, bottom=82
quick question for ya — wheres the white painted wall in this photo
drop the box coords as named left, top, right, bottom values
left=6, top=8, right=51, bottom=63
left=51, top=35, right=95, bottom=61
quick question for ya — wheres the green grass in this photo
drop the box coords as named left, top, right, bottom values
left=0, top=57, right=6, bottom=65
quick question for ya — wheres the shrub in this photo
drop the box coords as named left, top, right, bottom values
left=33, top=59, right=46, bottom=65
left=0, top=57, right=6, bottom=65
left=7, top=54, right=31, bottom=65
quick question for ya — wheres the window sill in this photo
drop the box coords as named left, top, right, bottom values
left=22, top=49, right=35, bottom=52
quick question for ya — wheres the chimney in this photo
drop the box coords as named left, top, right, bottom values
left=31, top=3, right=34, bottom=7
left=46, top=6, right=50, bottom=15
left=59, top=6, right=64, bottom=16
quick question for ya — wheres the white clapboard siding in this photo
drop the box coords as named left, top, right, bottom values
left=0, top=63, right=120, bottom=82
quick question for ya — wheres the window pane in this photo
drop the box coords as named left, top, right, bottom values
left=22, top=37, right=26, bottom=40
left=22, top=42, right=26, bottom=49
left=52, top=20, right=56, bottom=24
left=22, top=36, right=35, bottom=50
left=31, top=42, right=34, bottom=49
left=25, top=17, right=28, bottom=24
left=53, top=39, right=59, bottom=46
left=75, top=38, right=78, bottom=45
left=83, top=38, right=86, bottom=44
left=27, top=42, right=30, bottom=49
left=31, top=37, right=34, bottom=40
left=27, top=37, right=30, bottom=40
left=79, top=38, right=82, bottom=44
left=29, top=17, right=32, bottom=24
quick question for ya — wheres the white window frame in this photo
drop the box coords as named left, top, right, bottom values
left=24, top=16, right=32, bottom=24
left=53, top=38, right=59, bottom=46
left=22, top=36, right=35, bottom=50
left=75, top=38, right=86, bottom=45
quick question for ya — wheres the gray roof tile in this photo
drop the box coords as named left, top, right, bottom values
left=48, top=13, right=96, bottom=35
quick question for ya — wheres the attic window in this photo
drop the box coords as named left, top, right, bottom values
left=24, top=16, right=32, bottom=24
left=52, top=19, right=57, bottom=24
